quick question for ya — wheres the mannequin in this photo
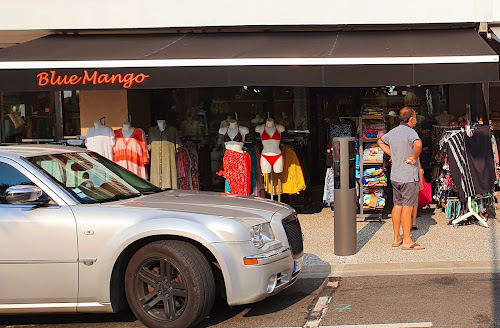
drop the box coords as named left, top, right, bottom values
left=157, top=120, right=167, bottom=132
left=218, top=119, right=249, bottom=153
left=255, top=118, right=285, bottom=174
left=256, top=118, right=285, bottom=200
left=85, top=119, right=115, bottom=160
left=219, top=116, right=234, bottom=129
left=122, top=122, right=134, bottom=139
left=277, top=112, right=292, bottom=129
left=436, top=110, right=454, bottom=126
left=148, top=118, right=181, bottom=189
left=113, top=122, right=149, bottom=179
left=218, top=119, right=252, bottom=196
left=251, top=114, right=264, bottom=125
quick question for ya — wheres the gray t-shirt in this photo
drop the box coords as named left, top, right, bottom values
left=380, top=123, right=420, bottom=183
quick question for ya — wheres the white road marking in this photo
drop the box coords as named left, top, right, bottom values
left=304, top=280, right=338, bottom=328
left=321, top=322, right=433, bottom=328
left=264, top=324, right=432, bottom=328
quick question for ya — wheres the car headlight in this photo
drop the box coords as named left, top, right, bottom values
left=250, top=223, right=275, bottom=249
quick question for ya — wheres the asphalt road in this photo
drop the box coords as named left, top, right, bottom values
left=2, top=273, right=500, bottom=328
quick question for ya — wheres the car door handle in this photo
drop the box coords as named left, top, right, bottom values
left=79, top=258, right=97, bottom=266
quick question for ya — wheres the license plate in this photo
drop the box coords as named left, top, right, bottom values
left=293, top=256, right=303, bottom=274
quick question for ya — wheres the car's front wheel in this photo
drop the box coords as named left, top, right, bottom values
left=125, top=240, right=216, bottom=328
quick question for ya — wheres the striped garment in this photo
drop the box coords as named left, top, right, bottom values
left=445, top=131, right=475, bottom=202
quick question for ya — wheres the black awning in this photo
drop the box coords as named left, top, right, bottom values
left=0, top=29, right=497, bottom=91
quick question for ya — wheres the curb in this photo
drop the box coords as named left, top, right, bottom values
left=298, top=260, right=500, bottom=278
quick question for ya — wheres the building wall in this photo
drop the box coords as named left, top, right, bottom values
left=0, top=0, right=498, bottom=31
left=79, top=90, right=128, bottom=136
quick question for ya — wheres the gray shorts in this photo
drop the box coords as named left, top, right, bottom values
left=391, top=181, right=418, bottom=207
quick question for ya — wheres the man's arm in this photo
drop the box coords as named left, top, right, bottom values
left=377, top=138, right=391, bottom=156
left=405, top=139, right=422, bottom=165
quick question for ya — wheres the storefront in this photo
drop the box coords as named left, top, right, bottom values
left=0, top=28, right=498, bottom=206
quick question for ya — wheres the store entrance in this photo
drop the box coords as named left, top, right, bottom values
left=124, top=84, right=489, bottom=212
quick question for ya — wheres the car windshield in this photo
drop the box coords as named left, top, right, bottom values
left=27, top=152, right=162, bottom=204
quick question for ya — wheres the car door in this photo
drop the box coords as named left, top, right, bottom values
left=0, top=157, right=78, bottom=307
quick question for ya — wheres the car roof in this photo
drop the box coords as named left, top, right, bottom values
left=0, top=144, right=85, bottom=158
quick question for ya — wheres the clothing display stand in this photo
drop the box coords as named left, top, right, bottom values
left=358, top=115, right=385, bottom=220
left=450, top=123, right=489, bottom=228
left=452, top=197, right=489, bottom=228
left=269, top=172, right=282, bottom=202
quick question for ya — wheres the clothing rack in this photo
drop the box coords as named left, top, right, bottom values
left=442, top=124, right=490, bottom=228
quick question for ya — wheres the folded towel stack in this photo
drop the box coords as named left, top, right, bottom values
left=362, top=144, right=384, bottom=162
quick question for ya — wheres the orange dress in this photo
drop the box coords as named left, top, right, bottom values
left=113, top=128, right=150, bottom=179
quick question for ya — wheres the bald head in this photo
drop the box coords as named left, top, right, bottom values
left=399, top=107, right=416, bottom=123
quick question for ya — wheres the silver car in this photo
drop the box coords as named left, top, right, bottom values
left=0, top=144, right=303, bottom=328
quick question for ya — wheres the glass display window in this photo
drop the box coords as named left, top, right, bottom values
left=1, top=92, right=55, bottom=143
left=62, top=90, right=81, bottom=137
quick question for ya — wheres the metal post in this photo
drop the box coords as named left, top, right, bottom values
left=333, top=137, right=357, bottom=256
left=278, top=175, right=281, bottom=203
left=270, top=171, right=274, bottom=201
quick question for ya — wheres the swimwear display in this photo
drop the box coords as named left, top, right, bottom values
left=261, top=128, right=281, bottom=141
left=223, top=126, right=243, bottom=143
left=261, top=153, right=283, bottom=166
left=223, top=150, right=251, bottom=196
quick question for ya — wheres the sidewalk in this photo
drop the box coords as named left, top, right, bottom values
left=298, top=199, right=500, bottom=278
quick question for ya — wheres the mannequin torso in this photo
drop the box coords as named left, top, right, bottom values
left=85, top=120, right=114, bottom=160
left=122, top=122, right=135, bottom=139
left=256, top=118, right=285, bottom=173
left=255, top=119, right=285, bottom=155
left=218, top=120, right=248, bottom=153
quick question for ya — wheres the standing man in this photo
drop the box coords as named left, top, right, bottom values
left=377, top=107, right=425, bottom=250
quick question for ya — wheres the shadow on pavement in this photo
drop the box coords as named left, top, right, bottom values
left=411, top=207, right=437, bottom=241
left=194, top=277, right=325, bottom=327
left=357, top=221, right=385, bottom=252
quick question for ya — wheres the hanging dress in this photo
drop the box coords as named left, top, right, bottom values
left=148, top=126, right=181, bottom=189
left=113, top=128, right=149, bottom=179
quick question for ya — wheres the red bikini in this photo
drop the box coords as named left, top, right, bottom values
left=261, top=129, right=281, bottom=141
left=261, top=127, right=283, bottom=166
left=261, top=153, right=282, bottom=165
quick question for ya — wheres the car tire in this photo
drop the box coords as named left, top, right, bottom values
left=125, top=240, right=216, bottom=328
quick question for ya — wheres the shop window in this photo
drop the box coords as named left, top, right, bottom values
left=62, top=90, right=81, bottom=137
left=1, top=92, right=55, bottom=143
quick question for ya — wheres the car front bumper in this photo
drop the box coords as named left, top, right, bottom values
left=211, top=242, right=302, bottom=306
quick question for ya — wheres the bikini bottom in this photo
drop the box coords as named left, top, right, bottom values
left=261, top=153, right=283, bottom=166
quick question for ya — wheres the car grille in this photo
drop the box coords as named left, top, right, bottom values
left=282, top=213, right=303, bottom=257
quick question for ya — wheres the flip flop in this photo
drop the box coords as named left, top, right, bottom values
left=402, top=243, right=425, bottom=250
left=392, top=240, right=403, bottom=247
left=412, top=226, right=418, bottom=230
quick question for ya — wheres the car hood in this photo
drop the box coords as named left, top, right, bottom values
left=111, top=189, right=285, bottom=223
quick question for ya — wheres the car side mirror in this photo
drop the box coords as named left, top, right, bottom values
left=5, top=185, right=49, bottom=205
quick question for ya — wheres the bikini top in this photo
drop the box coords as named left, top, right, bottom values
left=261, top=128, right=281, bottom=141
left=223, top=126, right=243, bottom=142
